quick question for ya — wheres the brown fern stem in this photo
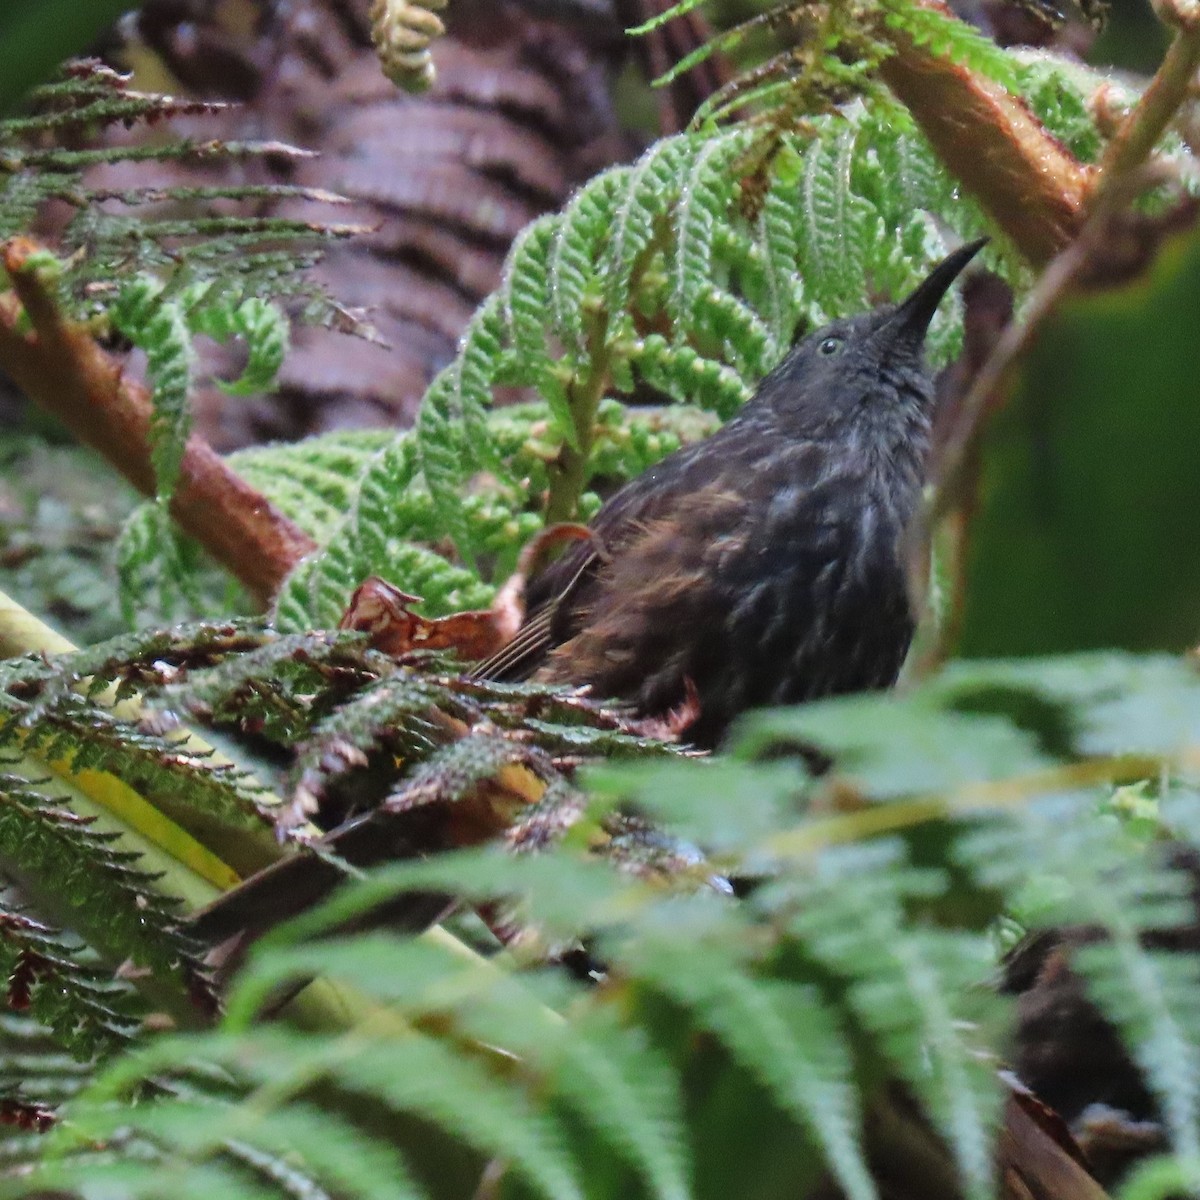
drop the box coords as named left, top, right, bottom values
left=0, top=237, right=316, bottom=607
left=876, top=0, right=1096, bottom=268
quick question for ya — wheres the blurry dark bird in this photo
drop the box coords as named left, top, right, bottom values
left=478, top=239, right=988, bottom=747
left=191, top=242, right=984, bottom=952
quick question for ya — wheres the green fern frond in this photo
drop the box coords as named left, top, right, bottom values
left=624, top=0, right=709, bottom=36
left=604, top=137, right=698, bottom=326
left=181, top=429, right=390, bottom=631
left=0, top=1015, right=100, bottom=1143
left=287, top=673, right=481, bottom=814
left=0, top=775, right=206, bottom=1015
left=111, top=276, right=194, bottom=499
left=233, top=1029, right=587, bottom=1200
left=416, top=296, right=512, bottom=563
left=616, top=906, right=877, bottom=1200
left=248, top=934, right=692, bottom=1200
left=63, top=619, right=274, bottom=692
left=187, top=290, right=290, bottom=398
left=533, top=1007, right=692, bottom=1200
left=109, top=275, right=294, bottom=499
left=0, top=625, right=282, bottom=849
left=549, top=169, right=633, bottom=358
left=780, top=855, right=1001, bottom=1200
left=1, top=64, right=354, bottom=316
left=667, top=131, right=750, bottom=335
left=3, top=700, right=270, bottom=830
left=157, top=630, right=382, bottom=744
left=235, top=431, right=394, bottom=539
left=113, top=38, right=1186, bottom=625
left=963, top=804, right=1200, bottom=1177
left=117, top=505, right=224, bottom=626
left=502, top=217, right=574, bottom=445
left=2, top=60, right=363, bottom=518
left=0, top=904, right=135, bottom=1062
left=395, top=730, right=561, bottom=805
left=878, top=0, right=1022, bottom=90
left=19, top=650, right=1200, bottom=1200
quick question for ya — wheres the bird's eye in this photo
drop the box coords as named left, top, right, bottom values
left=818, top=337, right=843, bottom=357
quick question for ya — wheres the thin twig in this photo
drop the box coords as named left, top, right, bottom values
left=1097, top=0, right=1200, bottom=193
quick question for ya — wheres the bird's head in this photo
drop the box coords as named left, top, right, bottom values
left=748, top=239, right=987, bottom=444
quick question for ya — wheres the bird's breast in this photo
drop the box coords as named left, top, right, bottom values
left=712, top=469, right=919, bottom=706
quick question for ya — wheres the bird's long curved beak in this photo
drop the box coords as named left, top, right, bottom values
left=886, top=237, right=989, bottom=345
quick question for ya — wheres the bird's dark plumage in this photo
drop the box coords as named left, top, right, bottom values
left=187, top=244, right=985, bottom=951
left=480, top=240, right=987, bottom=746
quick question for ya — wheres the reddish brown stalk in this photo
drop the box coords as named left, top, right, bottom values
left=0, top=237, right=316, bottom=606
left=877, top=0, right=1096, bottom=267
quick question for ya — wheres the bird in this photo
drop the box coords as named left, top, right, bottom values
left=189, top=241, right=984, bottom=949
left=478, top=239, right=987, bottom=747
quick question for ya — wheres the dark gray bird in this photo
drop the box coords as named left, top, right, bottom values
left=480, top=239, right=987, bottom=746
left=191, top=241, right=985, bottom=949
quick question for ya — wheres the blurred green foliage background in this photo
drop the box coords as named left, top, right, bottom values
left=963, top=223, right=1200, bottom=656
left=0, top=0, right=133, bottom=113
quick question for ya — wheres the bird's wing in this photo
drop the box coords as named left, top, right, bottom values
left=472, top=550, right=597, bottom=679
left=473, top=461, right=685, bottom=682
left=472, top=604, right=556, bottom=681
left=473, top=414, right=780, bottom=684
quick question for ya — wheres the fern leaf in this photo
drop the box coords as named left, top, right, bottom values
left=548, top=168, right=630, bottom=356
left=60, top=1097, right=425, bottom=1200
left=236, top=1031, right=586, bottom=1200
left=797, top=124, right=873, bottom=318
left=735, top=692, right=1050, bottom=795
left=233, top=431, right=392, bottom=526
left=501, top=217, right=574, bottom=446
left=8, top=700, right=271, bottom=831
left=0, top=776, right=206, bottom=1010
left=784, top=857, right=1000, bottom=1200
left=226, top=930, right=687, bottom=1199
left=624, top=0, right=710, bottom=35
left=750, top=164, right=807, bottom=355
left=603, top=138, right=697, bottom=322
left=187, top=291, right=290, bottom=397
left=585, top=400, right=719, bottom=481
left=690, top=285, right=773, bottom=379
left=273, top=437, right=422, bottom=632
left=415, top=296, right=510, bottom=563
left=650, top=6, right=797, bottom=88
left=117, top=506, right=192, bottom=625
left=667, top=131, right=750, bottom=339
left=632, top=334, right=751, bottom=418
left=288, top=674, right=482, bottom=817
left=618, top=909, right=877, bottom=1200
left=61, top=619, right=273, bottom=691
left=111, top=276, right=194, bottom=501
left=159, top=631, right=378, bottom=744
left=0, top=904, right=135, bottom=1062
left=540, top=1009, right=692, bottom=1200
left=0, top=1015, right=98, bottom=1116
